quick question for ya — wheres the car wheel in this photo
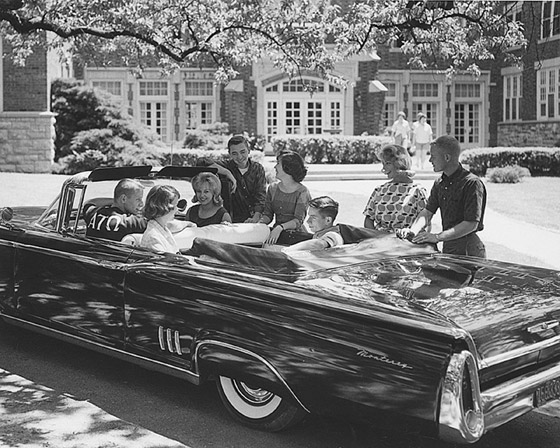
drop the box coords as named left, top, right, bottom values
left=216, top=375, right=306, bottom=431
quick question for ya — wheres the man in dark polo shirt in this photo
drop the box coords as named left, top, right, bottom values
left=86, top=178, right=147, bottom=241
left=396, top=135, right=486, bottom=258
left=198, top=135, right=267, bottom=223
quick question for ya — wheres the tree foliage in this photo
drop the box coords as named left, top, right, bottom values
left=51, top=79, right=165, bottom=173
left=0, top=0, right=526, bottom=82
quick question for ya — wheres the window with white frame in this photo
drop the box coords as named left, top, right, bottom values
left=455, top=84, right=481, bottom=98
left=504, top=73, right=522, bottom=121
left=542, top=1, right=560, bottom=39
left=185, top=81, right=214, bottom=96
left=412, top=83, right=439, bottom=97
left=185, top=102, right=213, bottom=129
left=139, top=81, right=168, bottom=96
left=382, top=82, right=397, bottom=131
left=505, top=1, right=523, bottom=23
left=262, top=77, right=344, bottom=138
left=538, top=68, right=559, bottom=118
left=140, top=102, right=168, bottom=141
left=92, top=81, right=122, bottom=97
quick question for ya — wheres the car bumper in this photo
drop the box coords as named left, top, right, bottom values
left=440, top=351, right=560, bottom=444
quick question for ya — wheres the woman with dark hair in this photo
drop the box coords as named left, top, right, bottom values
left=141, top=185, right=182, bottom=253
left=363, top=144, right=427, bottom=232
left=259, top=150, right=311, bottom=245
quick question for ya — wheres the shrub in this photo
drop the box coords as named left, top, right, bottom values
left=271, top=135, right=390, bottom=164
left=51, top=78, right=166, bottom=174
left=182, top=122, right=229, bottom=150
left=460, top=147, right=560, bottom=176
left=486, top=165, right=531, bottom=183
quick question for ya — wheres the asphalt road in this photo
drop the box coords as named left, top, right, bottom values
left=2, top=323, right=560, bottom=448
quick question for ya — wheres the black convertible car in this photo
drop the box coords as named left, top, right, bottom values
left=1, top=165, right=560, bottom=444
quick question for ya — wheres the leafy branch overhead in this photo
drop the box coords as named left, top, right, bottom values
left=0, top=0, right=526, bottom=82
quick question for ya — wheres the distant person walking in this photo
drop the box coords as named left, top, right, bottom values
left=411, top=113, right=433, bottom=169
left=396, top=135, right=487, bottom=258
left=391, top=111, right=411, bottom=147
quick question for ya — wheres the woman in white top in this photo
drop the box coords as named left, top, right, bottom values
left=411, top=113, right=433, bottom=169
left=141, top=185, right=181, bottom=254
left=391, top=111, right=411, bottom=147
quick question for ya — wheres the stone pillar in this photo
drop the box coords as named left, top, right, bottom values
left=0, top=111, right=55, bottom=172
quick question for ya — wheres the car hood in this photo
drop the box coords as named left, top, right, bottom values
left=8, top=206, right=47, bottom=225
left=298, top=254, right=560, bottom=365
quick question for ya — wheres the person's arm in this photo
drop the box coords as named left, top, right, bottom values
left=412, top=221, right=479, bottom=245
left=168, top=219, right=197, bottom=233
left=221, top=211, right=232, bottom=223
left=245, top=164, right=267, bottom=223
left=396, top=208, right=433, bottom=240
left=258, top=185, right=274, bottom=225
left=283, top=238, right=329, bottom=253
left=204, top=162, right=237, bottom=193
left=364, top=216, right=375, bottom=229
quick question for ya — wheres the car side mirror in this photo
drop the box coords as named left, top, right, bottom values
left=0, top=207, right=13, bottom=223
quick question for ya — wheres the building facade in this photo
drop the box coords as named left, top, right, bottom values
left=0, top=35, right=68, bottom=172
left=498, top=1, right=560, bottom=147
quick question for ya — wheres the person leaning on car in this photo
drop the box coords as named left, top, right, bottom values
left=396, top=135, right=487, bottom=258
left=85, top=178, right=147, bottom=241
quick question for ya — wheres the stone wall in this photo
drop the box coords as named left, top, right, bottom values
left=497, top=121, right=560, bottom=147
left=0, top=112, right=55, bottom=172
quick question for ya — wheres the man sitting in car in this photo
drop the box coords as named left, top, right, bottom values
left=85, top=178, right=147, bottom=241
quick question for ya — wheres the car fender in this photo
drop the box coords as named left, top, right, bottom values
left=193, top=339, right=309, bottom=412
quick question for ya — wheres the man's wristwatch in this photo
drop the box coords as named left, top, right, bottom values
left=436, top=233, right=442, bottom=242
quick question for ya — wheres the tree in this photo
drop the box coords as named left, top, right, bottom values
left=0, top=0, right=525, bottom=83
left=51, top=79, right=165, bottom=173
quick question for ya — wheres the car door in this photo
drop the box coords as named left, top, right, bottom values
left=11, top=225, right=141, bottom=349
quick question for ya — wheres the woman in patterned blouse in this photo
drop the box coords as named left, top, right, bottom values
left=363, top=144, right=428, bottom=232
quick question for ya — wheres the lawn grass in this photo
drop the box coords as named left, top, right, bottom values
left=484, top=176, right=560, bottom=233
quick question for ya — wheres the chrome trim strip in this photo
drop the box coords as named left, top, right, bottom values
left=174, top=330, right=182, bottom=355
left=439, top=351, right=484, bottom=444
left=166, top=328, right=173, bottom=352
left=482, top=359, right=560, bottom=433
left=193, top=339, right=310, bottom=414
left=1, top=313, right=199, bottom=384
left=481, top=334, right=560, bottom=368
left=158, top=326, right=165, bottom=350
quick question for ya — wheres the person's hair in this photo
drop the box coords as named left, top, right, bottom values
left=227, top=135, right=248, bottom=151
left=278, top=150, right=307, bottom=183
left=397, top=111, right=406, bottom=118
left=378, top=144, right=412, bottom=171
left=432, top=135, right=461, bottom=159
left=143, top=185, right=180, bottom=220
left=191, top=172, right=223, bottom=206
left=309, top=196, right=339, bottom=222
left=417, top=112, right=426, bottom=120
left=114, top=178, right=144, bottom=201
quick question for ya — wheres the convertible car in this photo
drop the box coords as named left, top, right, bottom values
left=1, top=166, right=560, bottom=444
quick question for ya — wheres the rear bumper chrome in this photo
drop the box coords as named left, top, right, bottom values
left=439, top=351, right=560, bottom=444
left=482, top=358, right=560, bottom=434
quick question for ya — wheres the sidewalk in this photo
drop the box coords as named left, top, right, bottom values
left=0, top=369, right=189, bottom=448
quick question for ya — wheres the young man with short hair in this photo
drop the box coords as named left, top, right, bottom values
left=283, top=196, right=344, bottom=252
left=202, top=135, right=267, bottom=223
left=396, top=135, right=487, bottom=258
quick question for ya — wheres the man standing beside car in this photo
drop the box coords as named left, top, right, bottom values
left=86, top=178, right=147, bottom=241
left=396, top=135, right=487, bottom=258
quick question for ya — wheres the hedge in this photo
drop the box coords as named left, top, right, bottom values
left=271, top=135, right=391, bottom=164
left=460, top=147, right=560, bottom=176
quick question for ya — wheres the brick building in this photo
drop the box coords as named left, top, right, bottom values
left=0, top=35, right=69, bottom=172
left=497, top=1, right=560, bottom=147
